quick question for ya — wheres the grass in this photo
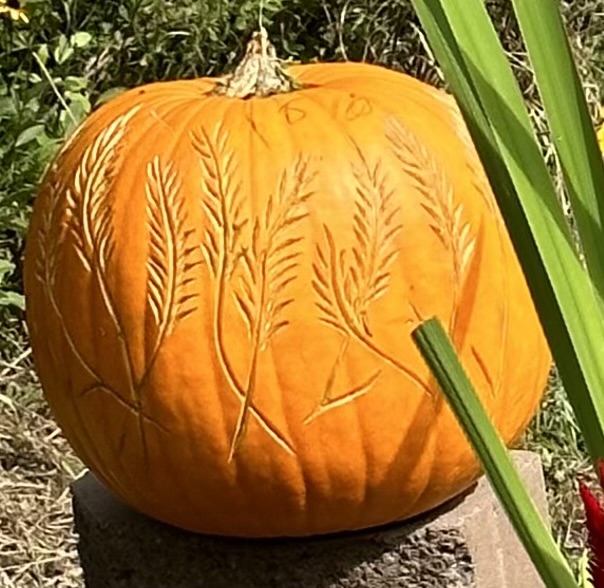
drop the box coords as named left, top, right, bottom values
left=0, top=320, right=84, bottom=587
left=522, top=372, right=594, bottom=579
left=0, top=388, right=83, bottom=587
left=1, top=0, right=604, bottom=585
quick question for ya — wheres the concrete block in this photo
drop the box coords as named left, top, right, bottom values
left=71, top=450, right=549, bottom=588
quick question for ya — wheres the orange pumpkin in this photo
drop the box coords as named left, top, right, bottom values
left=23, top=32, right=550, bottom=537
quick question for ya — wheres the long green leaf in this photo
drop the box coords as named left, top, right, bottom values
left=408, top=0, right=604, bottom=460
left=512, top=0, right=604, bottom=301
left=412, top=318, right=577, bottom=588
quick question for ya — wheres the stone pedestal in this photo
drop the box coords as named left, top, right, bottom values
left=71, top=450, right=549, bottom=588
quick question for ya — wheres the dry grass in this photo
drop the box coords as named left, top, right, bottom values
left=0, top=347, right=84, bottom=588
left=522, top=371, right=594, bottom=578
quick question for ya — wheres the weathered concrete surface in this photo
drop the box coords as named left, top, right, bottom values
left=71, top=450, right=548, bottom=588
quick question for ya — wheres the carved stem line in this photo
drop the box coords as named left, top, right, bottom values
left=47, top=285, right=102, bottom=384
left=214, top=257, right=294, bottom=455
left=323, top=335, right=350, bottom=405
left=228, top=249, right=269, bottom=461
left=325, top=231, right=433, bottom=398
left=449, top=275, right=460, bottom=335
left=468, top=150, right=509, bottom=399
left=491, top=217, right=509, bottom=400
left=90, top=253, right=149, bottom=460
left=304, top=369, right=382, bottom=424
left=78, top=383, right=170, bottom=434
left=138, top=164, right=178, bottom=391
left=461, top=126, right=509, bottom=400
left=201, top=135, right=295, bottom=457
left=68, top=387, right=139, bottom=500
left=46, top=272, right=154, bottom=491
left=447, top=210, right=466, bottom=335
left=45, top=283, right=136, bottom=500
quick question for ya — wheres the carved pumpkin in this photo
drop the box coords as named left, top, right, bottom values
left=23, top=32, right=550, bottom=537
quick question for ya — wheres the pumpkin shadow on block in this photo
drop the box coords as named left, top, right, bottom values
left=72, top=470, right=477, bottom=588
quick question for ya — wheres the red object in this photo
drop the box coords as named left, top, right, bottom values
left=580, top=460, right=604, bottom=588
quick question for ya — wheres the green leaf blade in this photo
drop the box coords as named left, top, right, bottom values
left=412, top=318, right=577, bottom=588
left=409, top=0, right=604, bottom=461
left=512, top=0, right=604, bottom=307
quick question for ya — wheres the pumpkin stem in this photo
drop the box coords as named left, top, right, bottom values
left=213, top=28, right=303, bottom=98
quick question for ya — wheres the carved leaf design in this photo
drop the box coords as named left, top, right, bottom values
left=385, top=116, right=476, bottom=287
left=35, top=180, right=64, bottom=289
left=191, top=123, right=246, bottom=278
left=66, top=108, right=138, bottom=274
left=145, top=156, right=200, bottom=342
left=259, top=155, right=316, bottom=346
left=312, top=226, right=341, bottom=330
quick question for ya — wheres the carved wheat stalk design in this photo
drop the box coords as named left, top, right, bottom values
left=228, top=155, right=315, bottom=458
left=348, top=152, right=403, bottom=335
left=34, top=180, right=102, bottom=378
left=62, top=106, right=163, bottom=459
left=35, top=182, right=63, bottom=296
left=385, top=116, right=476, bottom=333
left=140, top=156, right=199, bottom=386
left=448, top=104, right=509, bottom=399
left=422, top=95, right=508, bottom=400
left=192, top=124, right=295, bottom=459
left=310, top=147, right=431, bottom=421
left=35, top=180, right=160, bottom=423
left=312, top=152, right=402, bottom=335
left=65, top=108, right=139, bottom=389
left=33, top=178, right=143, bottom=499
left=315, top=226, right=431, bottom=393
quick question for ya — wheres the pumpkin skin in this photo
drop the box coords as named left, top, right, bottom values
left=23, top=59, right=551, bottom=538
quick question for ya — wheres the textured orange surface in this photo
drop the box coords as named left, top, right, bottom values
left=23, top=62, right=551, bottom=537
